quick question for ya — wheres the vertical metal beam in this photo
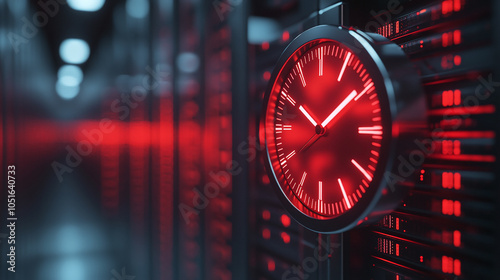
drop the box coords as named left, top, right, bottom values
left=229, top=0, right=249, bottom=278
left=172, top=0, right=181, bottom=279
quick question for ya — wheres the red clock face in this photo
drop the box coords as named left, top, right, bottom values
left=265, top=39, right=385, bottom=219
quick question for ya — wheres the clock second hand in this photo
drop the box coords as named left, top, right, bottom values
left=298, top=133, right=321, bottom=153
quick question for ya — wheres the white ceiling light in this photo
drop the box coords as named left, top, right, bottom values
left=67, top=0, right=105, bottom=12
left=57, top=65, right=83, bottom=87
left=59, top=39, right=90, bottom=64
left=56, top=80, right=80, bottom=100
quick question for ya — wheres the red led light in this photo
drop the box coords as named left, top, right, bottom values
left=454, top=55, right=461, bottom=66
left=267, top=259, right=275, bottom=271
left=454, top=259, right=461, bottom=275
left=262, top=228, right=271, bottom=239
left=454, top=173, right=461, bottom=190
left=442, top=199, right=461, bottom=216
left=282, top=31, right=290, bottom=42
left=262, top=210, right=271, bottom=220
left=453, top=30, right=462, bottom=45
left=454, top=201, right=461, bottom=216
left=453, top=230, right=461, bottom=247
left=262, top=41, right=269, bottom=51
left=263, top=71, right=271, bottom=80
left=281, top=232, right=291, bottom=244
left=281, top=214, right=291, bottom=227
left=395, top=243, right=400, bottom=256
left=453, top=0, right=462, bottom=12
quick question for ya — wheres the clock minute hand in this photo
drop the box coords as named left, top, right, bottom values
left=320, top=90, right=358, bottom=128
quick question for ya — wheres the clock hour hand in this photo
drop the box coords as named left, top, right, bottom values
left=299, top=105, right=319, bottom=127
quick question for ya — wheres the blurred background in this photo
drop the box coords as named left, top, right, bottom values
left=0, top=0, right=499, bottom=279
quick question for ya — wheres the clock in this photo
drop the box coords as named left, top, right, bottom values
left=261, top=25, right=426, bottom=233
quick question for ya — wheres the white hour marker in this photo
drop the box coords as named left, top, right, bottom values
left=354, top=82, right=374, bottom=101
left=319, top=47, right=324, bottom=76
left=286, top=150, right=296, bottom=160
left=299, top=172, right=307, bottom=187
left=351, top=159, right=373, bottom=181
left=286, top=95, right=297, bottom=106
left=338, top=178, right=352, bottom=209
left=297, top=62, right=307, bottom=87
left=283, top=125, right=292, bottom=131
left=358, top=126, right=383, bottom=135
left=319, top=181, right=323, bottom=200
left=337, top=52, right=352, bottom=82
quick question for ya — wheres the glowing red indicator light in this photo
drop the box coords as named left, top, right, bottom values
left=453, top=230, right=461, bottom=247
left=454, top=259, right=461, bottom=275
left=453, top=0, right=462, bottom=12
left=281, top=214, right=291, bottom=227
left=454, top=201, right=461, bottom=216
left=262, top=210, right=271, bottom=220
left=281, top=232, right=291, bottom=244
left=454, top=55, right=461, bottom=66
left=263, top=71, right=271, bottom=80
left=454, top=172, right=461, bottom=189
left=453, top=30, right=461, bottom=45
left=267, top=259, right=276, bottom=271
left=262, top=42, right=269, bottom=51
left=282, top=31, right=290, bottom=42
left=262, top=228, right=271, bottom=239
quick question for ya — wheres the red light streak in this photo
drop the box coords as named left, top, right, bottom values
left=372, top=256, right=421, bottom=273
left=427, top=104, right=496, bottom=116
left=430, top=154, right=495, bottom=162
left=433, top=130, right=495, bottom=139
